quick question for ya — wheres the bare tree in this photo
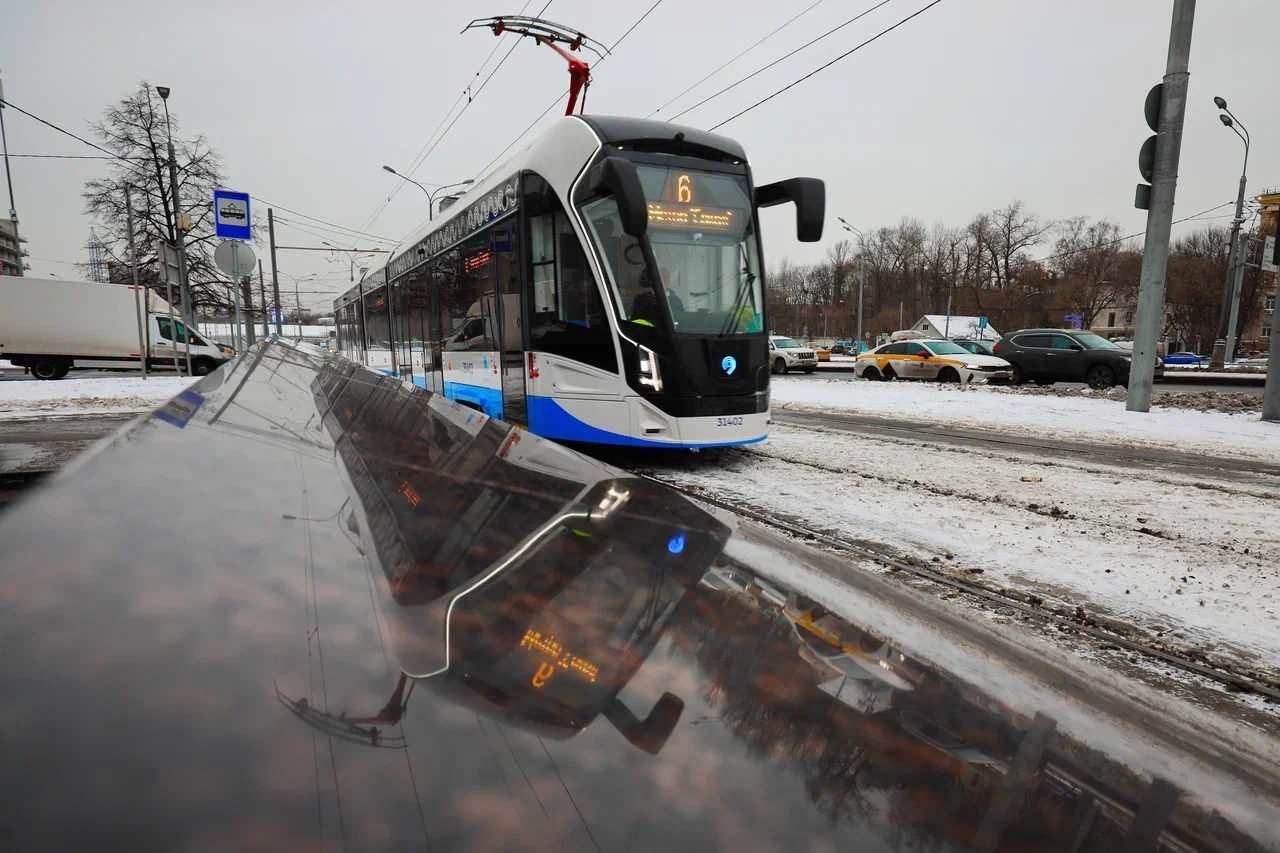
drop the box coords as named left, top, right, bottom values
left=981, top=200, right=1053, bottom=290
left=1050, top=217, right=1132, bottom=325
left=83, top=81, right=229, bottom=314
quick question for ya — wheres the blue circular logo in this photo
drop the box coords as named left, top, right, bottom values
left=668, top=532, right=686, bottom=554
left=721, top=355, right=737, bottom=375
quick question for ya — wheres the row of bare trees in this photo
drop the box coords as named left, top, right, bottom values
left=768, top=200, right=1275, bottom=352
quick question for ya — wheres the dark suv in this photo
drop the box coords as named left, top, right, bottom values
left=992, top=329, right=1163, bottom=389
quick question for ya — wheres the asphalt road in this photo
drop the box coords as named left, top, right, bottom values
left=1, top=368, right=135, bottom=382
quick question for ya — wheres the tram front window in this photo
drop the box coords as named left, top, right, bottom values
left=582, top=164, right=763, bottom=337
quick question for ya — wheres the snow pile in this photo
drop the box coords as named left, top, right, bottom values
left=0, top=376, right=196, bottom=421
left=770, top=377, right=1280, bottom=462
left=987, top=384, right=1263, bottom=415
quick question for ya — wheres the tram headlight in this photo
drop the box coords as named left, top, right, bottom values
left=638, top=345, right=663, bottom=393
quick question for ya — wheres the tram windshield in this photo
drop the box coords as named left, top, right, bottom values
left=582, top=164, right=764, bottom=336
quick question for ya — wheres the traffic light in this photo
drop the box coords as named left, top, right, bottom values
left=1135, top=84, right=1162, bottom=210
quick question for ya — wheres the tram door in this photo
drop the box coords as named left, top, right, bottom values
left=426, top=269, right=446, bottom=396
left=494, top=222, right=527, bottom=427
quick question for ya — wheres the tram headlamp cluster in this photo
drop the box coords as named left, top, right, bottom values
left=638, top=345, right=663, bottom=393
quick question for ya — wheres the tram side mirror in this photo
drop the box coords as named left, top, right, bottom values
left=755, top=177, right=825, bottom=242
left=588, top=156, right=648, bottom=239
left=602, top=692, right=685, bottom=755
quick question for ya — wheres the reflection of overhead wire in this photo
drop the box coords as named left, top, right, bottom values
left=283, top=497, right=350, bottom=524
left=496, top=723, right=559, bottom=836
left=297, top=455, right=349, bottom=850
left=539, top=737, right=604, bottom=853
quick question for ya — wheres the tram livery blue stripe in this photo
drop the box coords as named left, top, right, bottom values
left=526, top=396, right=765, bottom=449
left=444, top=381, right=504, bottom=419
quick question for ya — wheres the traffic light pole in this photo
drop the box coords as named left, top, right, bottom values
left=1128, top=0, right=1195, bottom=414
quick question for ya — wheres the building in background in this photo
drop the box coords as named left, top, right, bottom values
left=910, top=315, right=1000, bottom=341
left=0, top=219, right=27, bottom=276
left=1258, top=187, right=1280, bottom=235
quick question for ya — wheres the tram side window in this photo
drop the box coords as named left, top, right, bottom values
left=440, top=243, right=498, bottom=353
left=524, top=173, right=616, bottom=374
left=364, top=288, right=391, bottom=350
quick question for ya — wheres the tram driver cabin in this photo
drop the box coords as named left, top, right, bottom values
left=336, top=115, right=823, bottom=449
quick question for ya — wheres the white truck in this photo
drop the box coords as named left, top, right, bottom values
left=0, top=275, right=234, bottom=379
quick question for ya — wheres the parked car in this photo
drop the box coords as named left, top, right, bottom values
left=992, top=329, right=1163, bottom=388
left=768, top=335, right=818, bottom=374
left=1163, top=351, right=1206, bottom=366
left=953, top=339, right=997, bottom=357
left=854, top=338, right=1013, bottom=384
left=829, top=339, right=853, bottom=354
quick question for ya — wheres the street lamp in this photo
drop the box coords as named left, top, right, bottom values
left=837, top=217, right=866, bottom=351
left=1208, top=96, right=1252, bottom=369
left=382, top=167, right=474, bottom=220
left=155, top=84, right=193, bottom=376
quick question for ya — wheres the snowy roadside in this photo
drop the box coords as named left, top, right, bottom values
left=771, top=377, right=1280, bottom=463
left=647, top=423, right=1280, bottom=681
left=0, top=376, right=196, bottom=421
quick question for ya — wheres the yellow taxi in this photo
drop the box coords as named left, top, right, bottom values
left=813, top=346, right=831, bottom=362
left=854, top=338, right=1013, bottom=383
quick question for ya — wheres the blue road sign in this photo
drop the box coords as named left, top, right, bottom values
left=978, top=316, right=988, bottom=329
left=213, top=189, right=251, bottom=240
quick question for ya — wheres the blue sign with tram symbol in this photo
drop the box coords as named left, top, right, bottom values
left=213, top=189, right=251, bottom=240
left=721, top=355, right=737, bottom=375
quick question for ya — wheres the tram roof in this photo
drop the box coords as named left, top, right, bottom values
left=386, top=114, right=748, bottom=276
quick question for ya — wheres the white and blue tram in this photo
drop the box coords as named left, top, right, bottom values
left=334, top=115, right=824, bottom=448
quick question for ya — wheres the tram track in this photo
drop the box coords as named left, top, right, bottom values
left=634, top=470, right=1280, bottom=704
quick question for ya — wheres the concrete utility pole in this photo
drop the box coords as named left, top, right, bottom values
left=268, top=208, right=283, bottom=334
left=258, top=259, right=268, bottom=339
left=1224, top=233, right=1254, bottom=361
left=243, top=274, right=256, bottom=346
left=0, top=72, right=23, bottom=276
left=1208, top=98, right=1250, bottom=369
left=1128, top=0, right=1195, bottom=414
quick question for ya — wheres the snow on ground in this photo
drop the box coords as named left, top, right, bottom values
left=651, top=422, right=1280, bottom=675
left=0, top=376, right=195, bottom=420
left=771, top=376, right=1280, bottom=462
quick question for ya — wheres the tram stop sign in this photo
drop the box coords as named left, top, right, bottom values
left=213, top=189, right=251, bottom=240
left=214, top=240, right=257, bottom=278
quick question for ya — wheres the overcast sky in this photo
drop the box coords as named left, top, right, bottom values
left=5, top=0, right=1277, bottom=309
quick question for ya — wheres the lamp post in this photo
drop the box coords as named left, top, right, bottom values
left=838, top=217, right=866, bottom=351
left=1208, top=96, right=1251, bottom=369
left=155, top=85, right=192, bottom=376
left=382, top=167, right=474, bottom=220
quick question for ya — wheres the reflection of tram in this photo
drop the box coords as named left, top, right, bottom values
left=305, top=359, right=731, bottom=752
left=334, top=115, right=825, bottom=448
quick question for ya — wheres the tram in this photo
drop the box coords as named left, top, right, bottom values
left=335, top=114, right=824, bottom=447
